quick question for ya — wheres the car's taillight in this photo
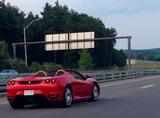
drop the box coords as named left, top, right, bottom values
left=7, top=80, right=15, bottom=86
left=45, top=79, right=55, bottom=84
left=45, top=79, right=50, bottom=84
left=51, top=79, right=56, bottom=84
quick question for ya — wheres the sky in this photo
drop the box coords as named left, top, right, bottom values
left=4, top=0, right=160, bottom=49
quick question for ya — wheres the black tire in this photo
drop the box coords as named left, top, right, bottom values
left=90, top=85, right=99, bottom=101
left=62, top=87, right=72, bottom=107
left=9, top=102, right=24, bottom=109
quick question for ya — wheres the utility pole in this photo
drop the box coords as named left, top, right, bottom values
left=128, top=37, right=132, bottom=70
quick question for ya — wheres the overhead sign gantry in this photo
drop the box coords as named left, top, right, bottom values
left=12, top=32, right=132, bottom=69
left=45, top=32, right=95, bottom=51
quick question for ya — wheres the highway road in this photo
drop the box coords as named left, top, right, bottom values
left=0, top=76, right=160, bottom=118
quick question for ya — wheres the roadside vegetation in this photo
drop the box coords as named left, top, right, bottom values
left=78, top=50, right=93, bottom=70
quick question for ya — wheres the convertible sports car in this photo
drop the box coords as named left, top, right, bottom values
left=7, top=69, right=100, bottom=109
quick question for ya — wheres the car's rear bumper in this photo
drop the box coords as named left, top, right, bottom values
left=8, top=95, right=50, bottom=105
left=7, top=84, right=64, bottom=104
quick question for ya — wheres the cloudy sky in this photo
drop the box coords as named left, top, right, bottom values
left=5, top=0, right=160, bottom=49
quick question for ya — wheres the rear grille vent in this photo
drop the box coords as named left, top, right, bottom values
left=19, top=81, right=41, bottom=85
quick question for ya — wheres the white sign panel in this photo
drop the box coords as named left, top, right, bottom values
left=45, top=33, right=68, bottom=51
left=45, top=32, right=95, bottom=51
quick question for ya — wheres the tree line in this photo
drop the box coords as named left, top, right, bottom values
left=0, top=1, right=127, bottom=71
left=124, top=49, right=160, bottom=61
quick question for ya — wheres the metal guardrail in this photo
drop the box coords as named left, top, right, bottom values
left=82, top=69, right=160, bottom=82
left=0, top=69, right=160, bottom=92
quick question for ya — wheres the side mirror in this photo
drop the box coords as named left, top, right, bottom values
left=85, top=75, right=91, bottom=78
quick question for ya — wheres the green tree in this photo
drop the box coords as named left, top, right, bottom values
left=92, top=28, right=117, bottom=68
left=63, top=50, right=80, bottom=69
left=10, top=59, right=30, bottom=73
left=155, top=53, right=160, bottom=61
left=78, top=50, right=93, bottom=70
left=41, top=62, right=63, bottom=71
left=0, top=41, right=10, bottom=69
left=0, top=2, right=25, bottom=58
left=112, top=49, right=127, bottom=67
left=30, top=61, right=41, bottom=72
left=41, top=2, right=117, bottom=68
left=136, top=53, right=145, bottom=60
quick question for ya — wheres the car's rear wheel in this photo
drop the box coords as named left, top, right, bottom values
left=90, top=85, right=99, bottom=101
left=63, top=87, right=72, bottom=107
left=9, top=102, right=25, bottom=109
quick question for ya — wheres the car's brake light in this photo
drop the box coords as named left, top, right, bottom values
left=45, top=79, right=50, bottom=84
left=51, top=79, right=56, bottom=84
left=7, top=80, right=15, bottom=85
left=45, top=79, right=55, bottom=84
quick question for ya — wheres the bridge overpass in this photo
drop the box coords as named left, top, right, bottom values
left=0, top=75, right=160, bottom=118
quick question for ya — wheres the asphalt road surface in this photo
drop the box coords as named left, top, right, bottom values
left=0, top=76, right=160, bottom=118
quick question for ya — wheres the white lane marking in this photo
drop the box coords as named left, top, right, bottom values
left=140, top=84, right=155, bottom=89
left=100, top=77, right=156, bottom=88
left=0, top=102, right=8, bottom=105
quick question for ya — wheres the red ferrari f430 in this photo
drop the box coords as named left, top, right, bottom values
left=7, top=69, right=100, bottom=109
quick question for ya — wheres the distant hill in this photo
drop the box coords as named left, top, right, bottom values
left=123, top=48, right=160, bottom=61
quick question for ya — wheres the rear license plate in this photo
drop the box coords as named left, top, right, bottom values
left=24, top=90, right=34, bottom=96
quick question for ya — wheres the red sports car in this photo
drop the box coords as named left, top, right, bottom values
left=7, top=69, right=100, bottom=109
